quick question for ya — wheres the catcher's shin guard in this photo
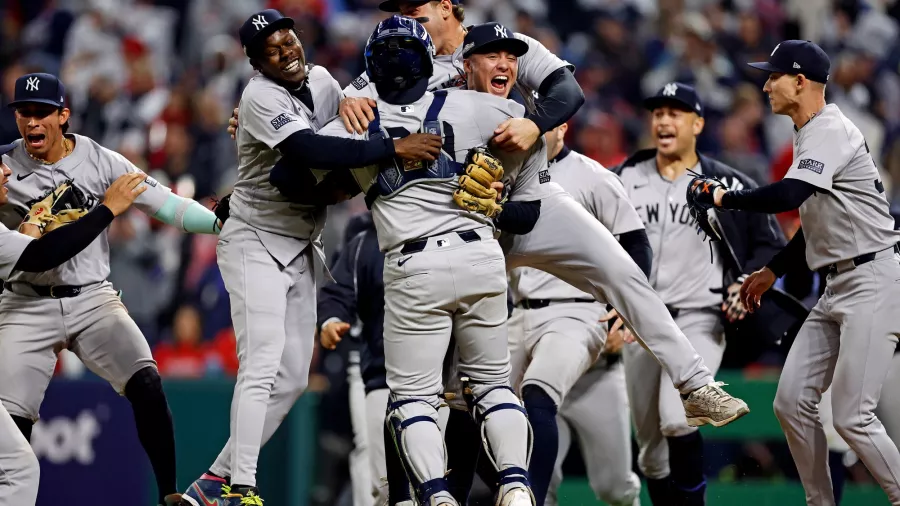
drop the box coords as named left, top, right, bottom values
left=461, top=377, right=535, bottom=504
left=386, top=396, right=457, bottom=505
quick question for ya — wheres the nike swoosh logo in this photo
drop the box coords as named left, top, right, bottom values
left=196, top=488, right=220, bottom=506
left=16, top=173, right=35, bottom=181
left=398, top=256, right=412, bottom=267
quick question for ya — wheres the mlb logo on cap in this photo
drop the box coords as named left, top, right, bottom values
left=7, top=73, right=66, bottom=109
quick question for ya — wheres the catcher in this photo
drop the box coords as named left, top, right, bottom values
left=0, top=72, right=222, bottom=506
left=611, top=82, right=785, bottom=506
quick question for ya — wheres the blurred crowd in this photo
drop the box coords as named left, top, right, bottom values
left=3, top=0, right=900, bottom=501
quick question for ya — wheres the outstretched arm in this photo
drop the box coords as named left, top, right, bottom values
left=718, top=178, right=817, bottom=214
left=152, top=193, right=221, bottom=235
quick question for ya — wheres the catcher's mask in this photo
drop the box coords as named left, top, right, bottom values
left=365, top=15, right=435, bottom=90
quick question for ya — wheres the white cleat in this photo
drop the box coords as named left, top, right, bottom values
left=498, top=487, right=535, bottom=506
left=683, top=381, right=750, bottom=427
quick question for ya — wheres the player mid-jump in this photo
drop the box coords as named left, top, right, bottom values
left=690, top=40, right=900, bottom=505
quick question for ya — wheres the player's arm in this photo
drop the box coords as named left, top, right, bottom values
left=494, top=34, right=584, bottom=151
left=727, top=172, right=788, bottom=273
left=243, top=88, right=440, bottom=170
left=13, top=173, right=148, bottom=273
left=718, top=127, right=850, bottom=213
left=317, top=233, right=365, bottom=350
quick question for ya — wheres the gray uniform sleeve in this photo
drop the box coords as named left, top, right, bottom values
left=591, top=167, right=645, bottom=235
left=106, top=150, right=171, bottom=215
left=783, top=124, right=858, bottom=191
left=241, top=83, right=313, bottom=149
left=0, top=223, right=33, bottom=280
left=515, top=32, right=573, bottom=90
left=342, top=72, right=377, bottom=100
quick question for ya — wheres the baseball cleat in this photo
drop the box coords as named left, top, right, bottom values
left=683, top=381, right=750, bottom=427
left=497, top=487, right=535, bottom=506
left=182, top=473, right=229, bottom=506
left=223, top=485, right=264, bottom=505
left=159, top=493, right=183, bottom=506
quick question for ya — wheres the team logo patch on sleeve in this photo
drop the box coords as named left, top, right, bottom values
left=798, top=158, right=825, bottom=174
left=270, top=113, right=296, bottom=130
left=351, top=76, right=369, bottom=90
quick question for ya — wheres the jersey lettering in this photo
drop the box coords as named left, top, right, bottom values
left=644, top=203, right=659, bottom=224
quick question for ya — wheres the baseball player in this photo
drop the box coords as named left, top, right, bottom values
left=689, top=40, right=900, bottom=505
left=339, top=1, right=584, bottom=155
left=0, top=145, right=149, bottom=506
left=180, top=9, right=444, bottom=506
left=0, top=73, right=222, bottom=506
left=614, top=83, right=784, bottom=506
left=316, top=16, right=549, bottom=506
left=507, top=120, right=646, bottom=506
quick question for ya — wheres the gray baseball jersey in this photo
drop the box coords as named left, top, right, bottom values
left=344, top=32, right=570, bottom=97
left=233, top=65, right=343, bottom=262
left=508, top=150, right=644, bottom=303
left=618, top=159, right=724, bottom=309
left=0, top=223, right=33, bottom=280
left=317, top=90, right=547, bottom=251
left=0, top=136, right=170, bottom=286
left=782, top=103, right=900, bottom=270
left=203, top=66, right=343, bottom=487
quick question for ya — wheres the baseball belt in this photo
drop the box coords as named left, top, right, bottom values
left=3, top=281, right=90, bottom=299
left=516, top=298, right=596, bottom=310
left=822, top=243, right=900, bottom=275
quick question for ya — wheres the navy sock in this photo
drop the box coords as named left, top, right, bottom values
left=125, top=367, right=178, bottom=503
left=646, top=477, right=672, bottom=505
left=830, top=450, right=846, bottom=504
left=667, top=431, right=706, bottom=506
left=384, top=421, right=412, bottom=504
left=522, top=385, right=558, bottom=506
left=445, top=408, right=483, bottom=503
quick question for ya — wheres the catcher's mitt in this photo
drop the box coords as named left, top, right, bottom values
left=452, top=146, right=504, bottom=218
left=23, top=180, right=91, bottom=234
left=686, top=174, right=726, bottom=241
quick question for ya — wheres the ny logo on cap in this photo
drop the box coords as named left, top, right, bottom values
left=662, top=83, right=678, bottom=96
left=25, top=76, right=39, bottom=92
left=252, top=14, right=269, bottom=31
left=494, top=25, right=508, bottom=38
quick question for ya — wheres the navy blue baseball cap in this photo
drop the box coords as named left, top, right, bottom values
left=748, top=40, right=830, bottom=83
left=643, top=82, right=704, bottom=117
left=379, top=0, right=459, bottom=13
left=239, top=9, right=295, bottom=55
left=7, top=73, right=66, bottom=109
left=462, top=22, right=528, bottom=58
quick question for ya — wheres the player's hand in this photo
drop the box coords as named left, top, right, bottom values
left=394, top=133, right=443, bottom=161
left=17, top=223, right=42, bottom=238
left=491, top=182, right=504, bottom=201
left=721, top=281, right=749, bottom=322
left=102, top=173, right=149, bottom=216
left=340, top=97, right=378, bottom=134
left=321, top=321, right=351, bottom=350
left=493, top=118, right=541, bottom=152
left=228, top=108, right=239, bottom=139
left=600, top=308, right=635, bottom=346
left=740, top=267, right=777, bottom=313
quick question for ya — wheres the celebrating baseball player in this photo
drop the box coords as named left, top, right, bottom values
left=315, top=15, right=551, bottom=506
left=613, top=83, right=784, bottom=506
left=507, top=119, right=647, bottom=506
left=0, top=73, right=222, bottom=506
left=340, top=0, right=584, bottom=154
left=180, top=9, right=444, bottom=506
left=0, top=145, right=148, bottom=506
left=686, top=40, right=900, bottom=505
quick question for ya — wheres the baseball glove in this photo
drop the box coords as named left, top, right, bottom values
left=212, top=193, right=231, bottom=224
left=23, top=180, right=90, bottom=234
left=452, top=146, right=504, bottom=218
left=686, top=174, right=726, bottom=241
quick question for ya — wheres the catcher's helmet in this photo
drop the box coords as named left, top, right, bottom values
left=364, top=15, right=435, bottom=89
